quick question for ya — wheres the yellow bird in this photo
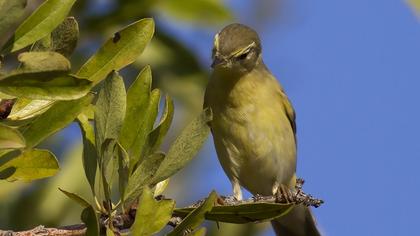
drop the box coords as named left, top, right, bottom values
left=204, top=23, right=320, bottom=236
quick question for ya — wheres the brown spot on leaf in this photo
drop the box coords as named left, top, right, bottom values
left=113, top=32, right=121, bottom=43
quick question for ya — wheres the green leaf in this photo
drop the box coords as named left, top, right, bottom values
left=94, top=71, right=126, bottom=155
left=0, top=149, right=59, bottom=181
left=129, top=89, right=160, bottom=165
left=168, top=191, right=217, bottom=236
left=124, top=152, right=165, bottom=206
left=77, top=18, right=154, bottom=84
left=76, top=114, right=97, bottom=192
left=145, top=94, right=174, bottom=155
left=106, top=227, right=115, bottom=236
left=0, top=0, right=27, bottom=37
left=0, top=123, right=25, bottom=149
left=81, top=206, right=99, bottom=236
left=116, top=142, right=129, bottom=202
left=174, top=202, right=293, bottom=224
left=50, top=16, right=79, bottom=57
left=156, top=0, right=232, bottom=25
left=131, top=187, right=175, bottom=236
left=22, top=94, right=93, bottom=148
left=187, top=228, right=207, bottom=236
left=2, top=0, right=77, bottom=53
left=119, top=66, right=152, bottom=153
left=58, top=188, right=90, bottom=208
left=18, top=51, right=70, bottom=72
left=151, top=109, right=211, bottom=184
left=0, top=72, right=92, bottom=100
left=7, top=99, right=53, bottom=121
left=101, top=138, right=118, bottom=187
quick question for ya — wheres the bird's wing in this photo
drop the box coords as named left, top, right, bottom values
left=281, top=93, right=297, bottom=135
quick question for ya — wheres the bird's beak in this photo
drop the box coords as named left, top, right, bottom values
left=211, top=56, right=226, bottom=68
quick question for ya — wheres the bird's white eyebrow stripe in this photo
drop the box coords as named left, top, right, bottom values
left=214, top=33, right=220, bottom=51
left=231, top=41, right=256, bottom=57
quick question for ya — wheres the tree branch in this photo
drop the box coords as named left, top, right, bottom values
left=0, top=179, right=323, bottom=235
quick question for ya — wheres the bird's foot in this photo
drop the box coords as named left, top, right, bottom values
left=275, top=184, right=295, bottom=204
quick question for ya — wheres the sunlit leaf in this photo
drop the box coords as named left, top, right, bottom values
left=0, top=149, right=59, bottom=181
left=0, top=72, right=92, bottom=100
left=124, top=152, right=165, bottom=206
left=7, top=99, right=53, bottom=121
left=58, top=188, right=90, bottom=208
left=77, top=114, right=97, bottom=192
left=119, top=66, right=151, bottom=154
left=94, top=71, right=126, bottom=155
left=81, top=206, right=99, bottom=236
left=154, top=178, right=170, bottom=197
left=21, top=94, right=93, bottom=148
left=151, top=109, right=211, bottom=184
left=129, top=89, right=160, bottom=165
left=168, top=191, right=217, bottom=236
left=2, top=0, right=77, bottom=53
left=0, top=123, right=25, bottom=149
left=174, top=202, right=294, bottom=224
left=18, top=51, right=70, bottom=72
left=0, top=0, right=27, bottom=37
left=131, top=186, right=175, bottom=236
left=77, top=18, right=154, bottom=84
left=156, top=0, right=232, bottom=25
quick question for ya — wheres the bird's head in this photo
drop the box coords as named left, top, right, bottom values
left=211, top=23, right=262, bottom=73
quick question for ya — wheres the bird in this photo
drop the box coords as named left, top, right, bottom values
left=204, top=23, right=321, bottom=236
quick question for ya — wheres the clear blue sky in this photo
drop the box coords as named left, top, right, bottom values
left=158, top=0, right=420, bottom=235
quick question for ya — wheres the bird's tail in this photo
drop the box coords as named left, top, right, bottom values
left=271, top=204, right=321, bottom=236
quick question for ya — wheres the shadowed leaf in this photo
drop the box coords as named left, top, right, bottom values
left=145, top=94, right=174, bottom=155
left=51, top=17, right=79, bottom=57
left=58, top=188, right=90, bottom=208
left=81, top=206, right=99, bottom=236
left=77, top=18, right=154, bottom=84
left=131, top=187, right=175, bottom=236
left=0, top=149, right=59, bottom=181
left=0, top=123, right=25, bottom=149
left=2, top=0, right=77, bottom=53
left=77, top=114, right=97, bottom=192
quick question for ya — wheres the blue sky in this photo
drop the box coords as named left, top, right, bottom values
left=158, top=0, right=420, bottom=235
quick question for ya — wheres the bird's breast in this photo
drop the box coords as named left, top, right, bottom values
left=207, top=73, right=297, bottom=195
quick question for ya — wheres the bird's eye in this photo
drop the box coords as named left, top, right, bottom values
left=238, top=51, right=249, bottom=60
